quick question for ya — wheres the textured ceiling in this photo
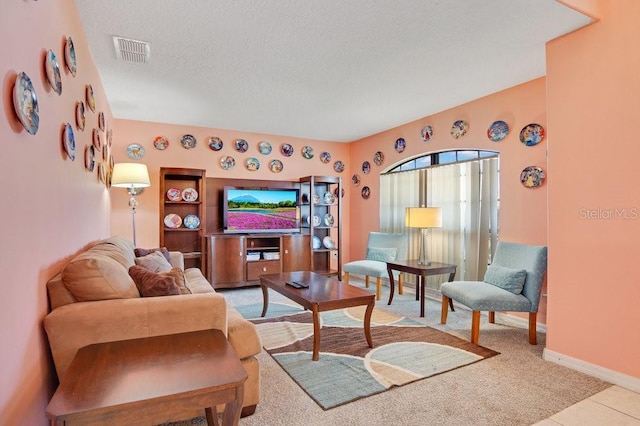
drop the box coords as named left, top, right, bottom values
left=75, top=0, right=591, bottom=142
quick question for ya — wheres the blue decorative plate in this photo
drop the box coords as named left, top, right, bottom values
left=520, top=124, right=545, bottom=146
left=394, top=138, right=406, bottom=153
left=280, top=143, right=294, bottom=157
left=451, top=120, right=468, bottom=139
left=333, top=160, right=345, bottom=173
left=421, top=125, right=433, bottom=142
left=487, top=120, right=509, bottom=142
left=246, top=157, right=260, bottom=171
left=258, top=141, right=272, bottom=155
left=65, top=37, right=77, bottom=77
left=235, top=138, right=248, bottom=152
left=208, top=136, right=223, bottom=151
left=45, top=49, right=62, bottom=95
left=181, top=134, right=196, bottom=149
left=63, top=123, right=75, bottom=160
left=320, top=151, right=331, bottom=163
left=362, top=161, right=371, bottom=174
left=13, top=72, right=39, bottom=135
left=126, top=143, right=144, bottom=160
left=183, top=214, right=201, bottom=229
left=301, top=145, right=314, bottom=159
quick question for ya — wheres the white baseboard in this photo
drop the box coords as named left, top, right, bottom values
left=543, top=348, right=640, bottom=393
left=495, top=312, right=547, bottom=333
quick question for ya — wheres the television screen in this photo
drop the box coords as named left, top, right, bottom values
left=223, top=187, right=300, bottom=233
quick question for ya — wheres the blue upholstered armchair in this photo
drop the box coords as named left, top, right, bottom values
left=440, top=241, right=548, bottom=344
left=343, top=232, right=408, bottom=300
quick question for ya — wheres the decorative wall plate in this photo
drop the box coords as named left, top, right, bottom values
left=280, top=143, right=294, bottom=157
left=320, top=151, right=331, bottom=163
left=183, top=214, right=200, bottom=229
left=520, top=166, right=545, bottom=188
left=182, top=187, right=198, bottom=202
left=333, top=160, right=345, bottom=173
left=312, top=236, right=322, bottom=249
left=98, top=162, right=106, bottom=184
left=323, top=191, right=335, bottom=204
left=394, top=138, right=406, bottom=153
left=323, top=213, right=335, bottom=227
left=126, top=143, right=144, bottom=160
left=62, top=123, right=75, bottom=160
left=181, top=134, right=196, bottom=149
left=154, top=136, right=169, bottom=150
left=98, top=111, right=105, bottom=130
left=93, top=128, right=102, bottom=150
left=487, top=120, right=509, bottom=142
left=361, top=186, right=371, bottom=199
left=322, top=236, right=335, bottom=249
left=208, top=136, right=223, bottom=151
left=245, top=157, right=260, bottom=171
left=313, top=215, right=321, bottom=226
left=352, top=174, right=361, bottom=186
left=312, top=193, right=320, bottom=204
left=269, top=159, right=283, bottom=173
left=421, top=125, right=434, bottom=142
left=84, top=144, right=95, bottom=171
left=235, top=138, right=248, bottom=153
left=102, top=143, right=109, bottom=161
left=166, top=188, right=182, bottom=201
left=258, top=141, right=272, bottom=155
left=107, top=129, right=113, bottom=146
left=64, top=36, right=77, bottom=76
left=362, top=161, right=371, bottom=174
left=520, top=123, right=545, bottom=146
left=45, top=49, right=62, bottom=95
left=75, top=101, right=85, bottom=131
left=373, top=151, right=384, bottom=166
left=13, top=72, right=39, bottom=135
left=86, top=84, right=95, bottom=112
left=451, top=120, right=469, bottom=139
left=164, top=213, right=182, bottom=229
left=301, top=145, right=314, bottom=159
left=220, top=155, right=235, bottom=170
left=334, top=187, right=345, bottom=198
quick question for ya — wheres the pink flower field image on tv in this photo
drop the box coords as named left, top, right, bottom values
left=228, top=209, right=297, bottom=229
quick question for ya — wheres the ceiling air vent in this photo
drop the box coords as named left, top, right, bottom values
left=113, top=36, right=150, bottom=63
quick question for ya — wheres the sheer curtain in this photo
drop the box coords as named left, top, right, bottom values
left=380, top=157, right=499, bottom=291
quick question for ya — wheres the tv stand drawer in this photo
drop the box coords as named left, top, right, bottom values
left=246, top=260, right=281, bottom=281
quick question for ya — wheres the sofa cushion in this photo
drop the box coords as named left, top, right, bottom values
left=129, top=265, right=182, bottom=297
left=185, top=268, right=215, bottom=294
left=135, top=247, right=171, bottom=263
left=366, top=247, right=397, bottom=262
left=62, top=253, right=140, bottom=301
left=100, top=236, right=136, bottom=267
left=483, top=264, right=527, bottom=294
left=134, top=250, right=173, bottom=273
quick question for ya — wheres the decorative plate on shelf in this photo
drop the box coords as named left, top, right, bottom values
left=519, top=123, right=545, bottom=146
left=352, top=174, right=361, bottom=186
left=323, top=191, right=335, bottom=204
left=164, top=213, right=182, bottom=229
left=323, top=213, right=335, bottom=227
left=62, top=123, right=75, bottom=160
left=235, top=138, right=249, bottom=153
left=362, top=161, right=371, bottom=174
left=301, top=145, right=314, bottom=159
left=166, top=188, right=182, bottom=201
left=181, top=134, right=196, bottom=149
left=373, top=151, right=384, bottom=166
left=258, top=141, right=272, bottom=155
left=320, top=151, right=331, bottom=164
left=333, top=160, right=345, bottom=173
left=208, top=136, right=223, bottom=151
left=280, top=143, right=294, bottom=157
left=45, top=49, right=62, bottom=95
left=182, top=187, right=198, bottom=202
left=312, top=236, right=322, bottom=249
left=154, top=136, right=169, bottom=150
left=269, top=159, right=283, bottom=173
left=394, top=138, right=406, bottom=153
left=322, top=236, right=335, bottom=249
left=86, top=84, right=95, bottom=112
left=126, top=143, right=144, bottom=160
left=487, top=120, right=509, bottom=142
left=245, top=157, right=260, bottom=171
left=84, top=144, right=95, bottom=172
left=421, top=125, right=434, bottom=142
left=313, top=215, right=321, bottom=227
left=451, top=120, right=469, bottom=139
left=183, top=214, right=200, bottom=229
left=220, top=155, right=235, bottom=170
left=312, top=193, right=320, bottom=204
left=98, top=111, right=105, bottom=131
left=361, top=186, right=371, bottom=200
left=65, top=36, right=77, bottom=76
left=12, top=72, right=39, bottom=135
left=75, top=101, right=85, bottom=131
left=520, top=166, right=545, bottom=188
left=93, top=128, right=102, bottom=150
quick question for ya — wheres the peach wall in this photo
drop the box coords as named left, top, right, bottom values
left=546, top=0, right=640, bottom=378
left=0, top=1, right=113, bottom=424
left=110, top=120, right=351, bottom=258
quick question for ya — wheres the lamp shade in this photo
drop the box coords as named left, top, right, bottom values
left=405, top=207, right=442, bottom=228
left=111, top=163, right=151, bottom=188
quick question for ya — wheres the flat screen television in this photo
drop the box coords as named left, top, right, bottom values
left=223, top=186, right=300, bottom=234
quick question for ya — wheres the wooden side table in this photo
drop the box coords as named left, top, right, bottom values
left=387, top=260, right=457, bottom=317
left=46, top=329, right=247, bottom=426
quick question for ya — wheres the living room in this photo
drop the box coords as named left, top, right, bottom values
left=2, top=0, right=640, bottom=424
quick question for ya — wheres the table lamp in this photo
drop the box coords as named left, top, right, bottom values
left=111, top=163, right=151, bottom=246
left=405, top=207, right=442, bottom=265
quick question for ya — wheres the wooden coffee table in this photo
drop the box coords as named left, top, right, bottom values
left=46, top=329, right=247, bottom=426
left=260, top=271, right=375, bottom=361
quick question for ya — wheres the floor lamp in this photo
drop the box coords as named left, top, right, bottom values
left=111, top=163, right=150, bottom=247
left=405, top=207, right=442, bottom=265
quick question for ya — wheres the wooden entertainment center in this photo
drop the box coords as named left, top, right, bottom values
left=160, top=169, right=341, bottom=289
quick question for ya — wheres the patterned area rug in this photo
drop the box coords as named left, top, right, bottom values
left=236, top=302, right=499, bottom=410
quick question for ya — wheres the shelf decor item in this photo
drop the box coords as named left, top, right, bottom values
left=183, top=214, right=200, bottom=229
left=520, top=123, right=545, bottom=146
left=451, top=120, right=469, bottom=139
left=111, top=163, right=151, bottom=246
left=166, top=188, right=182, bottom=201
left=405, top=207, right=442, bottom=265
left=182, top=187, right=198, bottom=202
left=163, top=213, right=182, bottom=229
left=45, top=49, right=62, bottom=95
left=520, top=166, right=545, bottom=188
left=13, top=72, right=39, bottom=135
left=487, top=120, right=509, bottom=142
left=421, top=125, right=434, bottom=142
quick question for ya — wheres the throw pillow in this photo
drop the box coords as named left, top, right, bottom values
left=366, top=247, right=397, bottom=262
left=483, top=264, right=527, bottom=294
left=134, top=250, right=173, bottom=273
left=166, top=267, right=191, bottom=295
left=128, top=265, right=181, bottom=297
left=62, top=253, right=140, bottom=301
left=134, top=247, right=171, bottom=263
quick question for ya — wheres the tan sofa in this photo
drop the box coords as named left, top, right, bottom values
left=44, top=236, right=261, bottom=417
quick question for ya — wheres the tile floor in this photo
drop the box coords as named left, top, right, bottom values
left=535, top=385, right=640, bottom=425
